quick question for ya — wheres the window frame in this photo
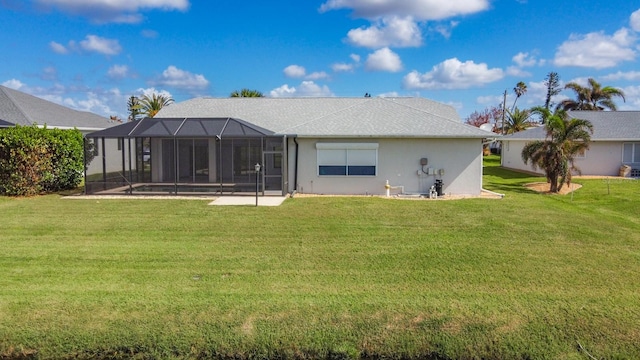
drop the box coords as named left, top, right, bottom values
left=623, top=142, right=640, bottom=163
left=316, top=143, right=378, bottom=177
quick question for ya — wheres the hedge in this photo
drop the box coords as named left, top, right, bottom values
left=0, top=125, right=84, bottom=196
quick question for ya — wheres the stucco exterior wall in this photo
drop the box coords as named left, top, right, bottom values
left=502, top=140, right=628, bottom=176
left=85, top=137, right=135, bottom=176
left=287, top=137, right=483, bottom=196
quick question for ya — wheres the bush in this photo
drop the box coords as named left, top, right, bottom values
left=0, top=125, right=84, bottom=196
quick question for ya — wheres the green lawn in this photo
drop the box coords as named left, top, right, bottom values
left=1, top=156, right=639, bottom=359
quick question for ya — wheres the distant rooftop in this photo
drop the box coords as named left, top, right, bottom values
left=503, top=111, right=640, bottom=141
left=0, top=85, right=115, bottom=131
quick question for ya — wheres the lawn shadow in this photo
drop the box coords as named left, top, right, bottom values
left=483, top=163, right=544, bottom=195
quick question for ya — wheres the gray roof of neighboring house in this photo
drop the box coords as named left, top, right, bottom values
left=0, top=119, right=14, bottom=127
left=155, top=97, right=492, bottom=138
left=503, top=111, right=640, bottom=141
left=0, top=85, right=116, bottom=131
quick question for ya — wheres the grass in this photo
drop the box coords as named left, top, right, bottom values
left=1, top=155, right=639, bottom=359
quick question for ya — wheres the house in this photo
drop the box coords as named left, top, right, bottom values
left=0, top=85, right=119, bottom=174
left=501, top=111, right=640, bottom=177
left=0, top=85, right=115, bottom=133
left=0, top=119, right=14, bottom=128
left=84, top=97, right=493, bottom=196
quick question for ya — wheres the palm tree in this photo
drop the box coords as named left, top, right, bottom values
left=521, top=110, right=593, bottom=193
left=559, top=78, right=625, bottom=111
left=230, top=89, right=264, bottom=97
left=138, top=93, right=174, bottom=118
left=511, top=81, right=527, bottom=111
left=504, top=107, right=535, bottom=134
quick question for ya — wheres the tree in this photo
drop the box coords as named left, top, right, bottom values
left=559, top=78, right=625, bottom=111
left=138, top=93, right=174, bottom=118
left=521, top=110, right=593, bottom=193
left=504, top=107, right=535, bottom=134
left=230, top=89, right=264, bottom=97
left=127, top=96, right=143, bottom=121
left=464, top=106, right=503, bottom=132
left=511, top=81, right=527, bottom=111
left=543, top=72, right=562, bottom=110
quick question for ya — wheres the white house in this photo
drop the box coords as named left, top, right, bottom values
left=0, top=85, right=120, bottom=174
left=501, top=111, right=640, bottom=177
left=84, top=97, right=493, bottom=196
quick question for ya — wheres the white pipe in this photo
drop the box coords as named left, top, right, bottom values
left=482, top=188, right=505, bottom=198
left=385, top=180, right=404, bottom=197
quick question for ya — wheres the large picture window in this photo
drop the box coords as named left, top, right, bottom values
left=623, top=142, right=640, bottom=163
left=317, top=143, right=378, bottom=176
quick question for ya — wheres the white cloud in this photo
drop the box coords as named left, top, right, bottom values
left=346, top=16, right=422, bottom=48
left=283, top=65, right=329, bottom=80
left=269, top=81, right=333, bottom=97
left=365, top=47, right=403, bottom=72
left=151, top=65, right=209, bottom=90
left=512, top=52, right=538, bottom=67
left=80, top=35, right=122, bottom=55
left=554, top=28, right=637, bottom=69
left=2, top=79, right=26, bottom=90
left=476, top=95, right=502, bottom=106
left=350, top=54, right=361, bottom=62
left=107, top=65, right=129, bottom=79
left=631, top=9, right=640, bottom=32
left=432, top=21, right=459, bottom=39
left=269, top=84, right=296, bottom=97
left=49, top=41, right=68, bottom=54
left=602, top=70, right=640, bottom=81
left=619, top=85, right=640, bottom=109
left=319, top=0, right=490, bottom=21
left=332, top=63, right=354, bottom=72
left=136, top=87, right=173, bottom=99
left=34, top=0, right=189, bottom=23
left=506, top=66, right=531, bottom=77
left=284, top=65, right=306, bottom=78
left=403, top=57, right=504, bottom=90
left=306, top=71, right=329, bottom=80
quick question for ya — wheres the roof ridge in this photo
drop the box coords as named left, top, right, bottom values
left=0, top=86, right=33, bottom=124
left=277, top=98, right=369, bottom=133
left=380, top=97, right=461, bottom=124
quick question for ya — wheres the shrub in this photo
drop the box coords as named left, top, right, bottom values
left=0, top=125, right=84, bottom=196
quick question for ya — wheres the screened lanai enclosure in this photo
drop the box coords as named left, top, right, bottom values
left=84, top=117, right=287, bottom=196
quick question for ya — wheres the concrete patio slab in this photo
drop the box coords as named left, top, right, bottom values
left=209, top=196, right=287, bottom=206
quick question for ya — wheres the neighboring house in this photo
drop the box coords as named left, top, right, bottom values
left=501, top=111, right=640, bottom=177
left=0, top=85, right=120, bottom=174
left=84, top=97, right=493, bottom=196
left=0, top=119, right=14, bottom=128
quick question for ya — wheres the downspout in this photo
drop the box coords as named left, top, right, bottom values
left=121, top=137, right=126, bottom=191
left=127, top=138, right=133, bottom=194
left=101, top=137, right=106, bottom=191
left=293, top=136, right=299, bottom=195
left=173, top=137, right=178, bottom=195
left=83, top=137, right=88, bottom=194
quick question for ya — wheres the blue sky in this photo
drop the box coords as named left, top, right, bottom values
left=1, top=0, right=640, bottom=121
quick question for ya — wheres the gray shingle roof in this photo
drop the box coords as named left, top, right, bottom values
left=0, top=85, right=116, bottom=131
left=0, top=119, right=14, bottom=127
left=156, top=97, right=491, bottom=138
left=503, top=111, right=640, bottom=141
